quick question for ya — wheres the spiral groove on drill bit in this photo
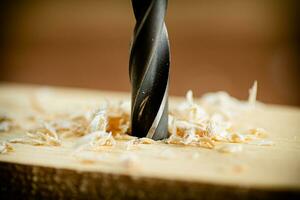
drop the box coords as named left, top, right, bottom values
left=129, top=0, right=170, bottom=140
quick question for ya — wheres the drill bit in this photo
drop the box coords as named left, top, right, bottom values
left=129, top=0, right=170, bottom=140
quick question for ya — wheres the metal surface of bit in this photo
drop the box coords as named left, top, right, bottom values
left=129, top=0, right=170, bottom=140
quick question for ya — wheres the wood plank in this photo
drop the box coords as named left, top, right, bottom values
left=0, top=83, right=299, bottom=199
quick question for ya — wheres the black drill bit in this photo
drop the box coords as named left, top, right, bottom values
left=129, top=0, right=170, bottom=140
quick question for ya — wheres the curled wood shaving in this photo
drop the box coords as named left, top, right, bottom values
left=0, top=142, right=14, bottom=154
left=195, top=137, right=215, bottom=149
left=10, top=122, right=61, bottom=146
left=75, top=131, right=116, bottom=151
left=166, top=132, right=214, bottom=149
left=167, top=81, right=271, bottom=149
left=106, top=101, right=130, bottom=135
left=166, top=134, right=184, bottom=144
left=89, top=131, right=116, bottom=149
left=89, top=109, right=107, bottom=133
left=206, top=117, right=232, bottom=140
left=47, top=101, right=130, bottom=139
left=122, top=137, right=156, bottom=150
left=55, top=116, right=89, bottom=138
left=107, top=115, right=130, bottom=135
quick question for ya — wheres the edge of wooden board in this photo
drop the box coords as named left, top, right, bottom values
left=0, top=161, right=299, bottom=200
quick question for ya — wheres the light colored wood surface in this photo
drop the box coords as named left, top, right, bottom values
left=0, top=83, right=300, bottom=197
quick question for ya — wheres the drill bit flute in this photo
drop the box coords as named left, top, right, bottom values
left=129, top=0, right=170, bottom=140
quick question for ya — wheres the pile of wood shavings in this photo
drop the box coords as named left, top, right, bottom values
left=10, top=122, right=61, bottom=146
left=70, top=81, right=272, bottom=162
left=166, top=81, right=271, bottom=149
left=3, top=81, right=272, bottom=155
left=7, top=101, right=131, bottom=148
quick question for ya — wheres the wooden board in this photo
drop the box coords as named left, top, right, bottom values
left=0, top=83, right=299, bottom=199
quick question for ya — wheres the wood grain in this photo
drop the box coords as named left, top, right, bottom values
left=0, top=83, right=299, bottom=199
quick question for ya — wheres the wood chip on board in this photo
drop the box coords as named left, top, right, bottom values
left=10, top=122, right=61, bottom=146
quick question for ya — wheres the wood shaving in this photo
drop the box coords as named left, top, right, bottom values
left=166, top=125, right=215, bottom=149
left=107, top=116, right=129, bottom=135
left=249, top=128, right=268, bottom=138
left=54, top=116, right=89, bottom=138
left=66, top=103, right=129, bottom=138
left=230, top=133, right=246, bottom=143
left=106, top=102, right=130, bottom=135
left=114, top=133, right=136, bottom=140
left=0, top=142, right=14, bottom=154
left=89, top=109, right=107, bottom=133
left=137, top=137, right=155, bottom=144
left=75, top=131, right=116, bottom=151
left=122, top=137, right=155, bottom=150
left=90, top=131, right=116, bottom=147
left=167, top=81, right=271, bottom=149
left=206, top=118, right=232, bottom=140
left=248, top=81, right=257, bottom=106
left=195, top=137, right=215, bottom=149
left=124, top=139, right=139, bottom=150
left=10, top=122, right=61, bottom=146
left=34, top=103, right=128, bottom=139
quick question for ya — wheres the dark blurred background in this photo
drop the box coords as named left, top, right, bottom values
left=0, top=0, right=299, bottom=105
